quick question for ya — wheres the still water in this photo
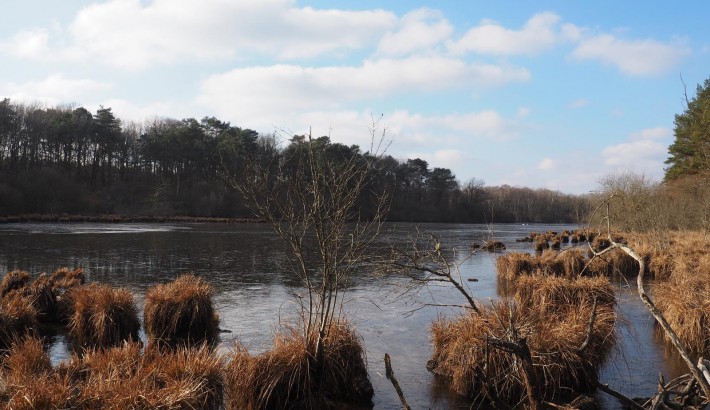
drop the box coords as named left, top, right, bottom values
left=0, top=222, right=687, bottom=409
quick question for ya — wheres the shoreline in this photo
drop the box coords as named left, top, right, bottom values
left=0, top=214, right=265, bottom=224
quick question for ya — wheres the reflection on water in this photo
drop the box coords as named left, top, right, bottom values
left=0, top=222, right=687, bottom=409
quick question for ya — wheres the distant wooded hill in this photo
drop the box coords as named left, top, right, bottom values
left=0, top=99, right=589, bottom=223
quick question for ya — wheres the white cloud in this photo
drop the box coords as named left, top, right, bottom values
left=602, top=139, right=668, bottom=179
left=197, top=58, right=530, bottom=125
left=2, top=74, right=112, bottom=106
left=537, top=157, right=555, bottom=170
left=376, top=8, right=453, bottom=57
left=11, top=0, right=396, bottom=69
left=448, top=12, right=575, bottom=56
left=570, top=34, right=690, bottom=76
left=2, top=28, right=50, bottom=58
left=405, top=149, right=466, bottom=171
left=629, top=126, right=672, bottom=141
left=569, top=99, right=589, bottom=108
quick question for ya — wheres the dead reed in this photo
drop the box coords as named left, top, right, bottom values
left=429, top=292, right=616, bottom=404
left=653, top=274, right=709, bottom=356
left=496, top=248, right=587, bottom=280
left=67, top=283, right=140, bottom=349
left=0, top=292, right=38, bottom=351
left=0, top=340, right=224, bottom=409
left=0, top=270, right=31, bottom=297
left=144, top=274, right=220, bottom=349
left=225, top=321, right=373, bottom=409
left=50, top=267, right=85, bottom=323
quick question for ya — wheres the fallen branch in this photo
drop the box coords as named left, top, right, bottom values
left=384, top=353, right=411, bottom=410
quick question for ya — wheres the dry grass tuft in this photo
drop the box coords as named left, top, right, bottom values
left=144, top=274, right=220, bottom=349
left=67, top=283, right=140, bottom=349
left=225, top=321, right=373, bottom=410
left=0, top=341, right=224, bottom=409
left=0, top=292, right=38, bottom=351
left=654, top=276, right=709, bottom=356
left=496, top=248, right=587, bottom=280
left=50, top=267, right=85, bottom=322
left=0, top=270, right=31, bottom=297
left=429, top=289, right=616, bottom=404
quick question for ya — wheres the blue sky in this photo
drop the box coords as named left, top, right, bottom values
left=2, top=0, right=709, bottom=193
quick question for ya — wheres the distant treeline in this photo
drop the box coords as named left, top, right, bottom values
left=0, top=99, right=589, bottom=223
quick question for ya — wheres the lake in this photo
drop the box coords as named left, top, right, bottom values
left=0, top=222, right=687, bottom=409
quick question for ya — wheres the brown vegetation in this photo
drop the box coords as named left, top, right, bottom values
left=0, top=292, right=38, bottom=351
left=0, top=270, right=31, bottom=297
left=0, top=339, right=224, bottom=409
left=429, top=274, right=616, bottom=405
left=496, top=248, right=587, bottom=280
left=225, top=321, right=373, bottom=410
left=66, top=283, right=140, bottom=350
left=144, top=274, right=219, bottom=349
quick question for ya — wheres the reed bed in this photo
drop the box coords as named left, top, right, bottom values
left=497, top=248, right=587, bottom=280
left=0, top=270, right=31, bottom=297
left=67, top=283, right=140, bottom=349
left=429, top=285, right=617, bottom=405
left=0, top=339, right=224, bottom=409
left=653, top=277, right=710, bottom=356
left=0, top=292, right=38, bottom=351
left=144, top=274, right=220, bottom=349
left=225, top=321, right=373, bottom=410
left=50, top=267, right=86, bottom=323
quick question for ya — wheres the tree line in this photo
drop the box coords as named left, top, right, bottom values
left=0, top=98, right=588, bottom=223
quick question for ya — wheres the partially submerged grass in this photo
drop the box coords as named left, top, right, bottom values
left=225, top=321, right=373, bottom=410
left=654, top=277, right=709, bottom=356
left=67, top=283, right=140, bottom=350
left=0, top=270, right=31, bottom=297
left=144, top=274, right=220, bottom=349
left=50, top=267, right=86, bottom=323
left=496, top=248, right=587, bottom=280
left=0, top=340, right=224, bottom=409
left=0, top=292, right=38, bottom=351
left=429, top=289, right=616, bottom=405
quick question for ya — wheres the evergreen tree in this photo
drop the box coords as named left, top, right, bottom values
left=665, top=77, right=710, bottom=180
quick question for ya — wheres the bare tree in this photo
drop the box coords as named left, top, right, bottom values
left=222, top=127, right=390, bottom=374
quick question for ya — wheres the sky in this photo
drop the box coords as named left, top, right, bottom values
left=1, top=0, right=709, bottom=194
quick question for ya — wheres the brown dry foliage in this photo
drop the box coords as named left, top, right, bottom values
left=225, top=321, right=373, bottom=410
left=497, top=248, right=587, bottom=280
left=0, top=341, right=224, bottom=409
left=144, top=274, right=220, bottom=349
left=0, top=292, right=38, bottom=351
left=67, top=283, right=140, bottom=349
left=0, top=270, right=31, bottom=298
left=429, top=283, right=616, bottom=404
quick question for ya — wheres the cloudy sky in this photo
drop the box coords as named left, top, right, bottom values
left=2, top=0, right=708, bottom=193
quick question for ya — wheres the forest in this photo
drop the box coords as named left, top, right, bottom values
left=0, top=99, right=588, bottom=223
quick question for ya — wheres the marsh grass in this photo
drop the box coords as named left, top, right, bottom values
left=0, top=339, right=224, bottom=409
left=144, top=274, right=220, bottom=349
left=67, top=283, right=140, bottom=350
left=496, top=248, right=587, bottom=280
left=429, top=284, right=616, bottom=405
left=0, top=270, right=31, bottom=297
left=225, top=321, right=373, bottom=410
left=0, top=292, right=38, bottom=351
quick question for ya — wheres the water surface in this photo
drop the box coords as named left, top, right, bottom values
left=0, top=222, right=686, bottom=409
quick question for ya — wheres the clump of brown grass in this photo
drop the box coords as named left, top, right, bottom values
left=225, top=321, right=373, bottom=410
left=497, top=248, right=587, bottom=280
left=0, top=292, right=38, bottom=351
left=25, top=273, right=58, bottom=323
left=0, top=341, right=224, bottom=409
left=50, top=267, right=85, bottom=322
left=0, top=270, right=31, bottom=297
left=67, top=283, right=140, bottom=350
left=496, top=252, right=536, bottom=280
left=484, top=240, right=506, bottom=252
left=654, top=276, right=709, bottom=356
left=144, top=274, right=220, bottom=349
left=429, top=290, right=616, bottom=404
left=513, top=275, right=616, bottom=315
left=535, top=239, right=549, bottom=253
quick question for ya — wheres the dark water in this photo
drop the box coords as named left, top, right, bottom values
left=0, top=222, right=687, bottom=409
